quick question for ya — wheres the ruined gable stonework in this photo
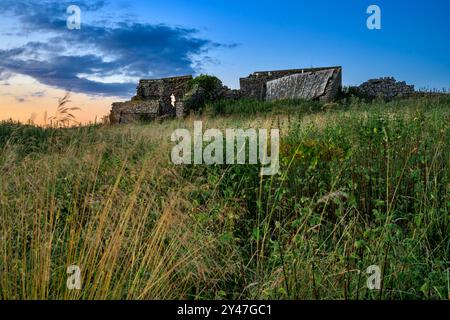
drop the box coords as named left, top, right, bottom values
left=266, top=69, right=341, bottom=102
left=239, top=66, right=342, bottom=102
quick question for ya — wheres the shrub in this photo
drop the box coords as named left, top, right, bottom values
left=184, top=75, right=223, bottom=112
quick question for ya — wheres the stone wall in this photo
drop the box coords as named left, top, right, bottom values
left=135, top=75, right=193, bottom=106
left=110, top=75, right=192, bottom=124
left=358, top=77, right=414, bottom=99
left=175, top=101, right=186, bottom=118
left=219, top=86, right=244, bottom=100
left=265, top=68, right=342, bottom=102
left=110, top=100, right=166, bottom=124
left=321, top=67, right=342, bottom=102
left=240, top=66, right=342, bottom=102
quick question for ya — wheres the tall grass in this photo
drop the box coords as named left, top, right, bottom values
left=206, top=98, right=323, bottom=116
left=48, top=93, right=81, bottom=128
left=0, top=96, right=448, bottom=299
left=0, top=122, right=239, bottom=299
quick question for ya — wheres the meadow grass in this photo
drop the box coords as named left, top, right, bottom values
left=0, top=96, right=448, bottom=299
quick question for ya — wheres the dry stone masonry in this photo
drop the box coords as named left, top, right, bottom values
left=358, top=77, right=414, bottom=99
left=110, top=100, right=163, bottom=124
left=110, top=75, right=192, bottom=124
left=135, top=76, right=192, bottom=103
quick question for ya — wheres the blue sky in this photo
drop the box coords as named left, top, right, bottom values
left=141, top=0, right=449, bottom=90
left=0, top=0, right=449, bottom=99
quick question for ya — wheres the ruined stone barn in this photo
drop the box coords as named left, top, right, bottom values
left=110, top=75, right=192, bottom=124
left=239, top=66, right=342, bottom=102
left=109, top=66, right=343, bottom=124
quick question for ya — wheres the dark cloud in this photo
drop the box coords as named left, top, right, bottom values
left=0, top=0, right=234, bottom=97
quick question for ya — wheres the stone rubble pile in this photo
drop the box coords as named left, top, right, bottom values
left=358, top=77, right=414, bottom=98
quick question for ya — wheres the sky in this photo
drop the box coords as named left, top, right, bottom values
left=0, top=0, right=449, bottom=124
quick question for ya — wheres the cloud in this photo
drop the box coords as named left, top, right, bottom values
left=0, top=0, right=234, bottom=97
left=0, top=68, right=13, bottom=81
left=30, top=91, right=46, bottom=98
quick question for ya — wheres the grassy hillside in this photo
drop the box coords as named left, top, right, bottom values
left=0, top=96, right=449, bottom=299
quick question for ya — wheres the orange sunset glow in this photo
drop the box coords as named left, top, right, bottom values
left=0, top=75, right=122, bottom=125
